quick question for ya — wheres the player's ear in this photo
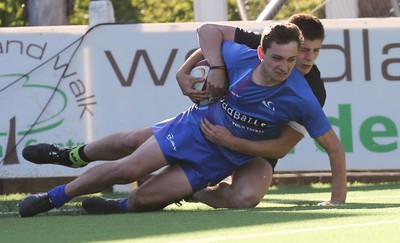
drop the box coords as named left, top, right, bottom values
left=257, top=45, right=264, bottom=61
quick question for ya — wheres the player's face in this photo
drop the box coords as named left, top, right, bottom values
left=295, top=39, right=323, bottom=75
left=260, top=41, right=298, bottom=84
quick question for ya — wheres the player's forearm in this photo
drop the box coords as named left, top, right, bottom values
left=226, top=136, right=292, bottom=159
left=197, top=24, right=225, bottom=66
left=315, top=129, right=347, bottom=204
left=228, top=127, right=302, bottom=159
left=177, top=48, right=204, bottom=76
left=176, top=49, right=203, bottom=91
left=328, top=147, right=347, bottom=203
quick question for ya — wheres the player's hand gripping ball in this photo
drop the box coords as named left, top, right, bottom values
left=189, top=59, right=216, bottom=105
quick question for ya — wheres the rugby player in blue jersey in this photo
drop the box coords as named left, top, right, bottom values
left=181, top=14, right=335, bottom=208
left=19, top=19, right=346, bottom=217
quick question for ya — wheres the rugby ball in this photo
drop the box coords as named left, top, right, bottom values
left=189, top=59, right=210, bottom=91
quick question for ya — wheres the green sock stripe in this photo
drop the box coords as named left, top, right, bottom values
left=69, top=145, right=88, bottom=168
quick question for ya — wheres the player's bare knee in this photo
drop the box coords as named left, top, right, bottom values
left=123, top=131, right=148, bottom=152
left=115, top=132, right=138, bottom=154
left=232, top=191, right=261, bottom=208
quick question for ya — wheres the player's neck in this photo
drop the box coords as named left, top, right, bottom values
left=252, top=64, right=281, bottom=86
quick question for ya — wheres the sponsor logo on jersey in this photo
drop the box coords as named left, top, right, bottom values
left=262, top=100, right=275, bottom=111
left=220, top=97, right=268, bottom=128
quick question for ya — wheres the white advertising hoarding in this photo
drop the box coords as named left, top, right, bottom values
left=0, top=19, right=399, bottom=180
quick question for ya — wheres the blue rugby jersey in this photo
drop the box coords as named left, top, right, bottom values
left=151, top=41, right=332, bottom=189
left=198, top=41, right=331, bottom=140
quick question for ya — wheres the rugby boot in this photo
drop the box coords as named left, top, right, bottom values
left=82, top=197, right=124, bottom=215
left=18, top=193, right=55, bottom=217
left=22, top=143, right=81, bottom=168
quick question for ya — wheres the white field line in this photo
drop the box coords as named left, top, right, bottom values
left=346, top=194, right=400, bottom=200
left=267, top=194, right=400, bottom=203
left=0, top=208, right=81, bottom=217
left=183, top=219, right=400, bottom=243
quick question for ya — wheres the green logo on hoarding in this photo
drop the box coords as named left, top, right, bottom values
left=1, top=73, right=67, bottom=136
left=1, top=73, right=67, bottom=165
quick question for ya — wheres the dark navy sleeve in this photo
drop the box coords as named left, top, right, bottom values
left=304, top=65, right=326, bottom=107
left=234, top=27, right=262, bottom=49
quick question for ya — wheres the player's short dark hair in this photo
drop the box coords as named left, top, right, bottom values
left=260, top=23, right=304, bottom=53
left=288, top=13, right=325, bottom=41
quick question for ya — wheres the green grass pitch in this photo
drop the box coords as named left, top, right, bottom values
left=1, top=182, right=399, bottom=242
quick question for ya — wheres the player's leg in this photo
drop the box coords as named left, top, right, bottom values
left=22, top=127, right=153, bottom=168
left=65, top=135, right=167, bottom=198
left=18, top=135, right=168, bottom=217
left=192, top=157, right=273, bottom=208
left=83, top=164, right=193, bottom=213
left=83, top=127, right=153, bottom=161
left=128, top=164, right=193, bottom=211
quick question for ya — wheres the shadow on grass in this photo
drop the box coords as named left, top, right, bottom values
left=260, top=199, right=400, bottom=211
left=43, top=209, right=357, bottom=242
left=1, top=182, right=399, bottom=242
left=269, top=182, right=400, bottom=195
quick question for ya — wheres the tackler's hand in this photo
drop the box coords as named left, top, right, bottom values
left=206, top=67, right=227, bottom=99
left=200, top=118, right=235, bottom=148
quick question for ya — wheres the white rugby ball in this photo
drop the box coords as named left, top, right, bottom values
left=189, top=59, right=210, bottom=91
left=189, top=59, right=215, bottom=105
